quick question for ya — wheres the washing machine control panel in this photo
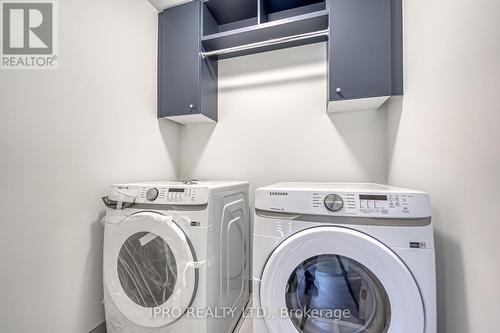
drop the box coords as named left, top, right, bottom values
left=256, top=189, right=431, bottom=219
left=316, top=192, right=429, bottom=218
left=136, top=187, right=209, bottom=205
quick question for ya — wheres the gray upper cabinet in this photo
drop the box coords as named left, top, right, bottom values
left=328, top=0, right=403, bottom=112
left=158, top=0, right=403, bottom=122
left=158, top=1, right=218, bottom=123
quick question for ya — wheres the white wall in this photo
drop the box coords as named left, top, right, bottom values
left=0, top=0, right=180, bottom=332
left=2, top=0, right=498, bottom=331
left=386, top=0, right=500, bottom=331
left=179, top=43, right=388, bottom=198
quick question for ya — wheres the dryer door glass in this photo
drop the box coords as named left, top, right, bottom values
left=285, top=254, right=390, bottom=333
left=117, top=231, right=177, bottom=308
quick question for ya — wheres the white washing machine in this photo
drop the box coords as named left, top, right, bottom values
left=252, top=183, right=436, bottom=333
left=102, top=181, right=250, bottom=333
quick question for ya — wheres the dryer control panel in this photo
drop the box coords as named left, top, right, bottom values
left=138, top=186, right=209, bottom=205
left=256, top=183, right=431, bottom=219
left=109, top=185, right=209, bottom=205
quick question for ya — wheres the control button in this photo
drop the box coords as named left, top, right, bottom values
left=324, top=194, right=344, bottom=212
left=146, top=188, right=159, bottom=201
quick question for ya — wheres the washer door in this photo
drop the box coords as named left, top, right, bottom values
left=104, top=212, right=197, bottom=328
left=260, top=227, right=424, bottom=333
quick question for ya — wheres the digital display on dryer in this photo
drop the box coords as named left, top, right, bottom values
left=359, top=194, right=388, bottom=201
left=168, top=188, right=185, bottom=193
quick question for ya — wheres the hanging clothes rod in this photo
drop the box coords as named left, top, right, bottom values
left=200, top=29, right=329, bottom=58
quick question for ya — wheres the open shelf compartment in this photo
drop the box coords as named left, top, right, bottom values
left=201, top=0, right=328, bottom=59
left=202, top=0, right=258, bottom=35
left=260, top=0, right=326, bottom=23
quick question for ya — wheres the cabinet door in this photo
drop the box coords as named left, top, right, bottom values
left=158, top=1, right=200, bottom=118
left=329, top=0, right=392, bottom=101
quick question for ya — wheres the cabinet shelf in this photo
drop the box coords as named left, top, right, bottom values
left=201, top=9, right=329, bottom=59
left=261, top=1, right=326, bottom=22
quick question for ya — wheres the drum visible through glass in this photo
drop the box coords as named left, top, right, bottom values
left=117, top=232, right=177, bottom=308
left=285, top=254, right=391, bottom=333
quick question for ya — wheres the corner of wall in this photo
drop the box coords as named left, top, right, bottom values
left=383, top=95, right=404, bottom=183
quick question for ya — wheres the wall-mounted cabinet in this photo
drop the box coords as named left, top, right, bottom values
left=327, top=0, right=403, bottom=113
left=158, top=0, right=403, bottom=124
left=158, top=1, right=218, bottom=123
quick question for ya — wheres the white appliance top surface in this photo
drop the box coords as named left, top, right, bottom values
left=256, top=182, right=431, bottom=219
left=115, top=180, right=249, bottom=189
left=260, top=182, right=426, bottom=193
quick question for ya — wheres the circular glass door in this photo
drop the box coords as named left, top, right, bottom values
left=285, top=254, right=390, bottom=333
left=104, top=212, right=197, bottom=328
left=117, top=231, right=178, bottom=308
left=260, top=226, right=425, bottom=333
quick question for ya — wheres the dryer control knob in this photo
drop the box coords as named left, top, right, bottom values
left=146, top=188, right=159, bottom=201
left=324, top=194, right=344, bottom=212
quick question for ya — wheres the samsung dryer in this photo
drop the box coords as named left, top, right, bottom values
left=252, top=183, right=436, bottom=333
left=102, top=181, right=250, bottom=333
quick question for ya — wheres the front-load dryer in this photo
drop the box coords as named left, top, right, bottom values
left=102, top=181, right=250, bottom=333
left=252, top=182, right=436, bottom=333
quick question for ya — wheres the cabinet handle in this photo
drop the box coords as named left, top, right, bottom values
left=336, top=88, right=344, bottom=98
